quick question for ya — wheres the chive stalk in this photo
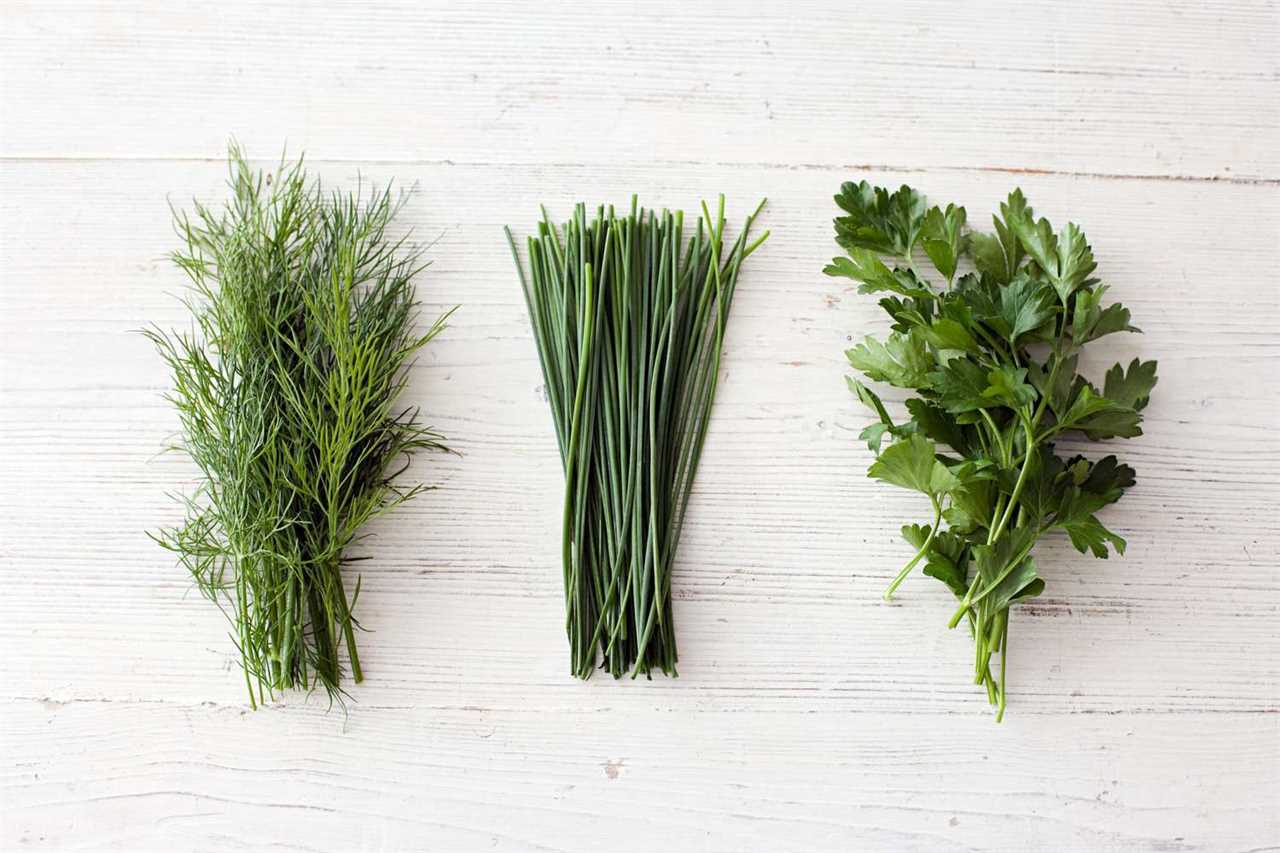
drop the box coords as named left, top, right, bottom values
left=507, top=197, right=767, bottom=678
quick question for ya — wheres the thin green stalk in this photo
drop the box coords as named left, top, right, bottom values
left=511, top=197, right=766, bottom=678
left=884, top=498, right=942, bottom=600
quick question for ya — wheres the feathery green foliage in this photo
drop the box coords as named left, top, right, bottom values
left=146, top=145, right=450, bottom=706
left=507, top=197, right=768, bottom=678
left=827, top=182, right=1157, bottom=719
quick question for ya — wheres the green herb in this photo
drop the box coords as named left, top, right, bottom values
left=146, top=145, right=451, bottom=706
left=507, top=197, right=768, bottom=678
left=826, top=182, right=1156, bottom=719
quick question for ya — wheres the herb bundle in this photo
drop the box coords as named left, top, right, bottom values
left=147, top=146, right=449, bottom=706
left=826, top=182, right=1157, bottom=719
left=507, top=197, right=768, bottom=678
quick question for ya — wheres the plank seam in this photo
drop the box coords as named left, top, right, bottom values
left=1, top=156, right=1276, bottom=187
left=4, top=695, right=1276, bottom=716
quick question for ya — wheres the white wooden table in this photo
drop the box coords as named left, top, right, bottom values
left=2, top=2, right=1277, bottom=850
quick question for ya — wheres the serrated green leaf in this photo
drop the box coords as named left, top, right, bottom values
left=921, top=204, right=967, bottom=281
left=1060, top=512, right=1126, bottom=558
left=1003, top=189, right=1057, bottom=278
left=847, top=330, right=933, bottom=389
left=971, top=526, right=1042, bottom=610
left=877, top=295, right=931, bottom=332
left=868, top=433, right=959, bottom=496
left=1054, top=383, right=1143, bottom=439
left=1031, top=353, right=1079, bottom=418
left=967, top=234, right=1003, bottom=283
left=902, top=522, right=931, bottom=550
left=922, top=240, right=956, bottom=282
left=930, top=358, right=996, bottom=414
left=1071, top=284, right=1139, bottom=344
left=849, top=377, right=892, bottom=423
left=1073, top=454, right=1135, bottom=505
left=983, top=365, right=1038, bottom=410
left=1014, top=447, right=1066, bottom=524
left=1103, top=358, right=1158, bottom=411
left=997, top=273, right=1057, bottom=345
left=923, top=554, right=967, bottom=596
left=1052, top=222, right=1097, bottom=303
left=824, top=249, right=934, bottom=298
left=1089, top=302, right=1140, bottom=340
left=833, top=180, right=897, bottom=254
left=1056, top=384, right=1116, bottom=428
left=969, top=209, right=1024, bottom=286
left=1079, top=407, right=1143, bottom=440
left=954, top=271, right=1003, bottom=325
left=905, top=398, right=971, bottom=455
left=834, top=181, right=927, bottom=257
left=1003, top=190, right=1099, bottom=305
left=888, top=185, right=930, bottom=256
left=849, top=377, right=901, bottom=452
left=923, top=531, right=969, bottom=596
left=944, top=476, right=994, bottom=533
left=922, top=317, right=981, bottom=354
left=859, top=422, right=891, bottom=452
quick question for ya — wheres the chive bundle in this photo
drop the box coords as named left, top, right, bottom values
left=147, top=146, right=450, bottom=706
left=507, top=197, right=768, bottom=678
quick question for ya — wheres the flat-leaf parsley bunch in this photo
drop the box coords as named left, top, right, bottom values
left=826, top=182, right=1157, bottom=719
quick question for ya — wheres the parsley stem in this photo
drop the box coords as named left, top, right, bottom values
left=995, top=613, right=1009, bottom=722
left=988, top=494, right=1007, bottom=543
left=1029, top=345, right=1067, bottom=433
left=948, top=422, right=1038, bottom=631
left=988, top=417, right=1036, bottom=544
left=971, top=323, right=1010, bottom=360
left=884, top=498, right=942, bottom=600
left=979, top=409, right=1007, bottom=465
left=949, top=526, right=1041, bottom=628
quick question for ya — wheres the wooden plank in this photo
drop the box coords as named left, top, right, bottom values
left=3, top=699, right=1276, bottom=852
left=2, top=1, right=1278, bottom=179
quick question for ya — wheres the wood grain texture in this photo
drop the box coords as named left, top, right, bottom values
left=1, top=1, right=1278, bottom=851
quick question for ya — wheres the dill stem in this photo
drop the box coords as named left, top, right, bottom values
left=334, top=564, right=363, bottom=684
left=278, top=577, right=297, bottom=688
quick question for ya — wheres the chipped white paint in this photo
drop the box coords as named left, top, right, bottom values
left=1, top=1, right=1277, bottom=851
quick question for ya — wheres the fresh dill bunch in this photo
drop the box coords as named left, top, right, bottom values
left=146, top=144, right=450, bottom=707
left=507, top=197, right=768, bottom=679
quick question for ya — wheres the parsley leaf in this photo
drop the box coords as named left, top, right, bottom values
left=833, top=181, right=927, bottom=258
left=846, top=329, right=932, bottom=388
left=930, top=358, right=997, bottom=414
left=921, top=204, right=967, bottom=282
left=1072, top=284, right=1139, bottom=344
left=825, top=249, right=934, bottom=298
left=869, top=433, right=959, bottom=497
left=983, top=365, right=1037, bottom=409
left=1103, top=358, right=1159, bottom=411
left=995, top=273, right=1057, bottom=345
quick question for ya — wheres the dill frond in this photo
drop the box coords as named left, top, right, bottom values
left=147, top=144, right=450, bottom=706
